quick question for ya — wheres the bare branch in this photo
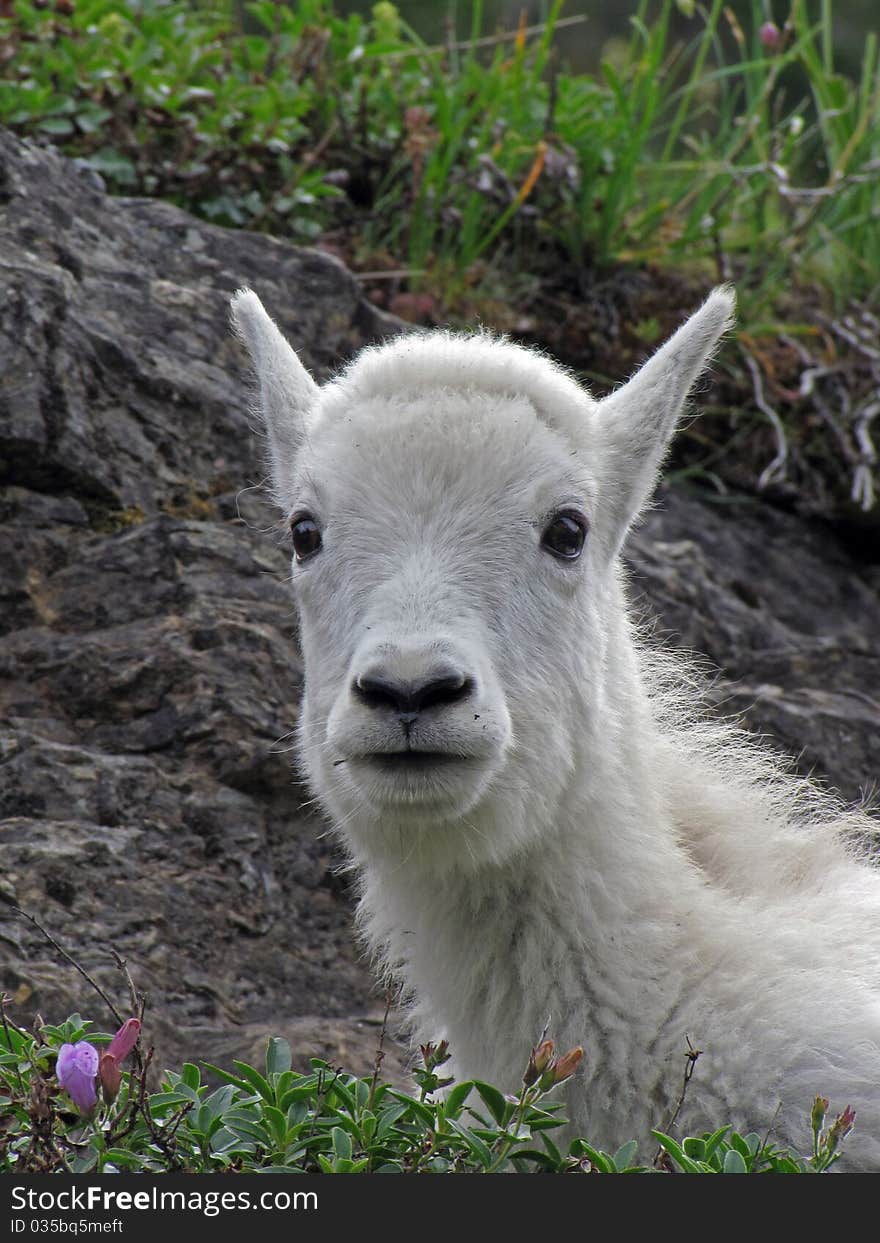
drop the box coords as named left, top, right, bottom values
left=12, top=906, right=124, bottom=1030
left=741, top=348, right=789, bottom=488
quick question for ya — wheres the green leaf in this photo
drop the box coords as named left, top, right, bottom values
left=70, top=1152, right=98, bottom=1173
left=103, top=1149, right=145, bottom=1170
left=445, top=1118, right=493, bottom=1167
left=613, top=1139, right=639, bottom=1171
left=199, top=1084, right=236, bottom=1124
left=327, top=1077, right=356, bottom=1113
left=222, top=1114, right=267, bottom=1145
left=509, top=1147, right=561, bottom=1171
left=0, top=1026, right=29, bottom=1055
left=286, top=1099, right=309, bottom=1130
left=278, top=1078, right=321, bottom=1110
left=180, top=1063, right=201, bottom=1091
left=375, top=1102, right=409, bottom=1139
left=200, top=1062, right=254, bottom=1093
left=473, top=1081, right=510, bottom=1126
left=231, top=1061, right=274, bottom=1103
left=650, top=1131, right=705, bottom=1174
left=265, top=1037, right=292, bottom=1078
left=332, top=1127, right=352, bottom=1160
left=148, top=1089, right=196, bottom=1111
left=37, top=117, right=75, bottom=135
left=258, top=1103, right=289, bottom=1149
left=386, top=1090, right=434, bottom=1129
left=572, top=1141, right=616, bottom=1173
left=722, top=1148, right=748, bottom=1173
left=443, top=1080, right=474, bottom=1118
left=525, top=1115, right=566, bottom=1132
left=80, top=149, right=137, bottom=186
left=75, top=104, right=112, bottom=133
left=701, top=1126, right=732, bottom=1160
left=774, top=1156, right=806, bottom=1173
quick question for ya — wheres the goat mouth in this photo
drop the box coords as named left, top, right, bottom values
left=355, top=751, right=471, bottom=770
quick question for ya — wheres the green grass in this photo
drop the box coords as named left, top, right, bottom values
left=0, top=0, right=877, bottom=314
left=0, top=1008, right=858, bottom=1173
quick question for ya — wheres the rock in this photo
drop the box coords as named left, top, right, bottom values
left=1, top=129, right=877, bottom=1088
left=627, top=486, right=880, bottom=805
left=0, top=129, right=404, bottom=1079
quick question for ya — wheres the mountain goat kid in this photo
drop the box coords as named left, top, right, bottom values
left=231, top=285, right=880, bottom=1168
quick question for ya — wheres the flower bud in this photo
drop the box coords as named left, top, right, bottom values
left=419, top=1039, right=451, bottom=1072
left=107, top=1018, right=140, bottom=1063
left=553, top=1046, right=584, bottom=1084
left=98, top=1052, right=122, bottom=1103
left=523, top=1038, right=555, bottom=1086
left=810, top=1095, right=829, bottom=1136
left=760, top=22, right=781, bottom=51
left=826, top=1105, right=856, bottom=1153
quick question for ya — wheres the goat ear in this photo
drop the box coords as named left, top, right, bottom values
left=230, top=288, right=319, bottom=507
left=595, top=285, right=735, bottom=549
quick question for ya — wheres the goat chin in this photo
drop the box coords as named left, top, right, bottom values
left=231, top=284, right=880, bottom=1170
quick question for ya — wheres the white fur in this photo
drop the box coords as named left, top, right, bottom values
left=231, top=286, right=880, bottom=1168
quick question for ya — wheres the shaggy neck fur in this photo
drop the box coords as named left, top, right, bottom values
left=356, top=601, right=688, bottom=1140
left=353, top=604, right=880, bottom=1161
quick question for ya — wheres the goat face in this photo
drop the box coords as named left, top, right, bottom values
left=286, top=387, right=604, bottom=866
left=231, top=288, right=734, bottom=869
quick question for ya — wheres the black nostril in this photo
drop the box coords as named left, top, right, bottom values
left=353, top=671, right=474, bottom=716
left=416, top=674, right=472, bottom=711
left=353, top=675, right=407, bottom=713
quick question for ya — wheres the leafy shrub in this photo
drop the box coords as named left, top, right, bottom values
left=0, top=1007, right=857, bottom=1174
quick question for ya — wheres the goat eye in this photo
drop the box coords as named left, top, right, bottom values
left=290, top=514, right=322, bottom=561
left=541, top=511, right=587, bottom=560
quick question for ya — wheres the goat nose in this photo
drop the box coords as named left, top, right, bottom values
left=353, top=669, right=474, bottom=717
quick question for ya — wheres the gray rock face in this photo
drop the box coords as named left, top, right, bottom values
left=0, top=129, right=402, bottom=1074
left=1, top=130, right=877, bottom=1081
left=627, top=488, right=879, bottom=805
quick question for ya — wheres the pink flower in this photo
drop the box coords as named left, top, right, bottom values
left=827, top=1104, right=856, bottom=1152
left=98, top=1018, right=141, bottom=1102
left=107, top=1018, right=140, bottom=1062
left=56, top=1042, right=98, bottom=1114
left=760, top=22, right=781, bottom=51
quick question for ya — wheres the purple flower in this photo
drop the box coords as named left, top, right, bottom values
left=56, top=1042, right=98, bottom=1114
